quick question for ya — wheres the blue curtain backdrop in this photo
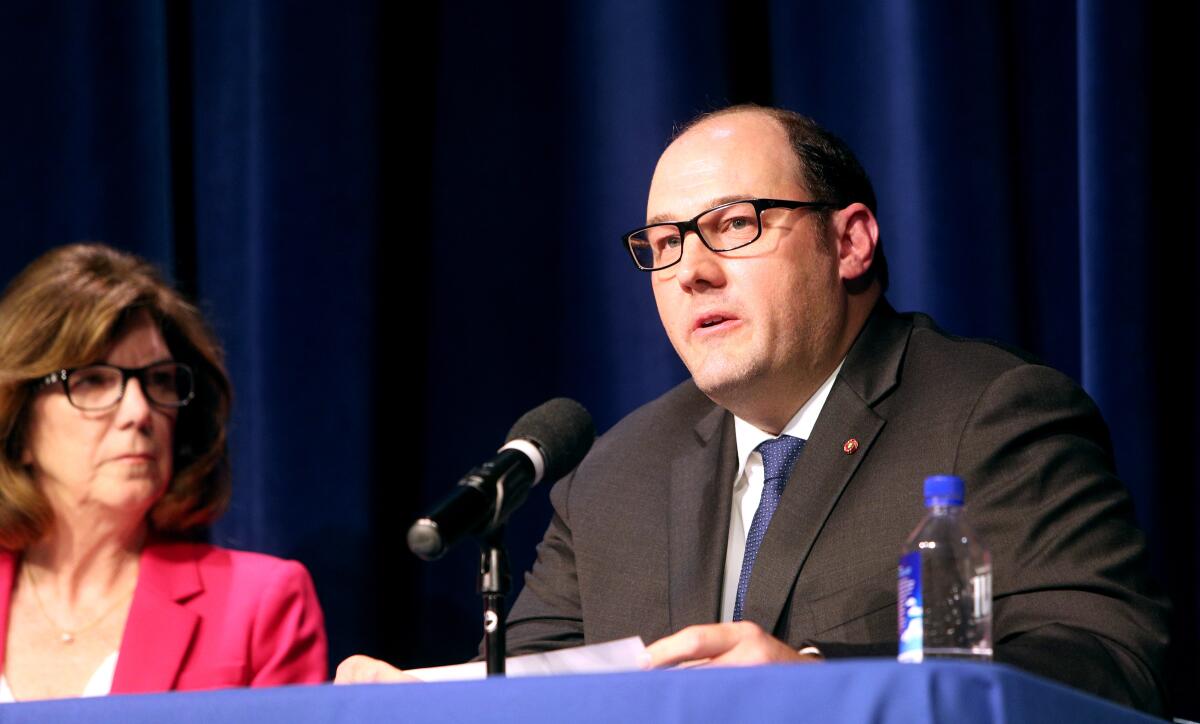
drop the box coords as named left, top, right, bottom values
left=0, top=0, right=1196, bottom=715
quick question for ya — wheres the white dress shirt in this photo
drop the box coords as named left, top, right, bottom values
left=720, top=361, right=845, bottom=623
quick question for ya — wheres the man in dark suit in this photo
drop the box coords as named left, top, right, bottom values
left=337, top=105, right=1167, bottom=712
left=505, top=104, right=1167, bottom=712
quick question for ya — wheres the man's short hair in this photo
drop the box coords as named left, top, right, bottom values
left=675, top=104, right=888, bottom=290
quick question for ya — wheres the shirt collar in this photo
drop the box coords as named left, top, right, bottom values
left=732, top=359, right=845, bottom=485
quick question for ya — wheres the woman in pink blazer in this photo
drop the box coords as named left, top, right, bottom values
left=0, top=244, right=327, bottom=700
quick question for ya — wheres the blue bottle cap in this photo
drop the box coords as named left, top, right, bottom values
left=924, top=475, right=965, bottom=506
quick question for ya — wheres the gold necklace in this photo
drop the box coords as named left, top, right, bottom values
left=23, top=564, right=134, bottom=645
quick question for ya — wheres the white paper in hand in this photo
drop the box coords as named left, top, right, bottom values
left=406, top=637, right=646, bottom=682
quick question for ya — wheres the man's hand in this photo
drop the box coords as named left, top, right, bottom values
left=644, top=622, right=821, bottom=669
left=334, top=655, right=420, bottom=684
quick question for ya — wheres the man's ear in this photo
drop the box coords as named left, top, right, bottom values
left=833, top=202, right=879, bottom=285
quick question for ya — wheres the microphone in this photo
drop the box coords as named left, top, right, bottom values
left=407, top=398, right=594, bottom=561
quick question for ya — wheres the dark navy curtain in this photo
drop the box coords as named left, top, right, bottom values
left=1, top=0, right=1196, bottom=715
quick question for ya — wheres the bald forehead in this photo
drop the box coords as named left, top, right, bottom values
left=670, top=110, right=790, bottom=155
left=646, top=110, right=805, bottom=221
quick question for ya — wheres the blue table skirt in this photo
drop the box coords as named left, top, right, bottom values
left=0, top=659, right=1159, bottom=724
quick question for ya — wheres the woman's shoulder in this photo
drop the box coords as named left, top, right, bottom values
left=136, top=540, right=327, bottom=685
left=141, top=540, right=315, bottom=595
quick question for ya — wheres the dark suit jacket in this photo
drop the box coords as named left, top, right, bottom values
left=0, top=541, right=328, bottom=694
left=505, top=301, right=1168, bottom=713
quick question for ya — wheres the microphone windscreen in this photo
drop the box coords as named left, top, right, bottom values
left=506, top=398, right=594, bottom=482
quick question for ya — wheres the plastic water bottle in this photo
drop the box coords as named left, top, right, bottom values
left=897, top=475, right=992, bottom=662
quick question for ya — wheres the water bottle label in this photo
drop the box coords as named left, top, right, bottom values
left=897, top=550, right=923, bottom=663
left=972, top=567, right=992, bottom=619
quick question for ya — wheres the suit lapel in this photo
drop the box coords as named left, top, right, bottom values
left=111, top=542, right=203, bottom=694
left=667, top=404, right=737, bottom=631
left=741, top=302, right=912, bottom=634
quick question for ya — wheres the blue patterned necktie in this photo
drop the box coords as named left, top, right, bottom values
left=733, top=435, right=806, bottom=622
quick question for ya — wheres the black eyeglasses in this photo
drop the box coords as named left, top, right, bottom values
left=621, top=198, right=838, bottom=271
left=39, top=362, right=195, bottom=411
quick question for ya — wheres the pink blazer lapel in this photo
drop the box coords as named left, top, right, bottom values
left=0, top=551, right=16, bottom=674
left=111, top=543, right=203, bottom=694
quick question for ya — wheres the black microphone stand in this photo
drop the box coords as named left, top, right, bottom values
left=477, top=526, right=511, bottom=676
